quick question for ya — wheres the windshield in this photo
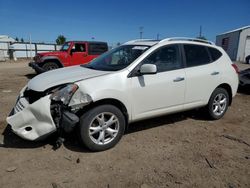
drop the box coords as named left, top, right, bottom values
left=82, top=45, right=150, bottom=71
left=60, top=42, right=71, bottom=51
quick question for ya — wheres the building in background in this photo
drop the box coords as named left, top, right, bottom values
left=0, top=35, right=16, bottom=61
left=216, top=26, right=250, bottom=62
left=0, top=35, right=62, bottom=60
left=0, top=35, right=16, bottom=42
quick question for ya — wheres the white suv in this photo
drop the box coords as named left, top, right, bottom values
left=7, top=38, right=239, bottom=151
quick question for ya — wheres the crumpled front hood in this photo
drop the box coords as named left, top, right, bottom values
left=28, top=66, right=110, bottom=91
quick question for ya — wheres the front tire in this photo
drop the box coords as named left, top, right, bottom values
left=207, top=88, right=229, bottom=120
left=42, top=62, right=59, bottom=71
left=78, top=105, right=126, bottom=151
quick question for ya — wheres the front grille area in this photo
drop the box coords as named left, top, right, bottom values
left=12, top=88, right=48, bottom=114
left=14, top=97, right=29, bottom=114
left=15, top=99, right=25, bottom=113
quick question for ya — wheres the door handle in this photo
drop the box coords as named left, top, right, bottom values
left=173, top=77, right=185, bottom=82
left=211, top=71, right=219, bottom=75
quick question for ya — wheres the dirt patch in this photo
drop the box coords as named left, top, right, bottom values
left=0, top=62, right=250, bottom=188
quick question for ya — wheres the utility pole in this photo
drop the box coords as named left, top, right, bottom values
left=139, top=26, right=144, bottom=39
left=199, top=25, right=202, bottom=38
left=156, top=33, right=160, bottom=40
left=29, top=34, right=32, bottom=59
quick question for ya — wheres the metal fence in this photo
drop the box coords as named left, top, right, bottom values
left=0, top=41, right=62, bottom=61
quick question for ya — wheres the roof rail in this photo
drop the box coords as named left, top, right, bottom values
left=124, top=39, right=159, bottom=45
left=159, top=37, right=214, bottom=45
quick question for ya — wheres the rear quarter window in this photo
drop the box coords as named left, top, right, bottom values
left=88, top=43, right=108, bottom=55
left=208, top=47, right=222, bottom=61
left=184, top=44, right=211, bottom=67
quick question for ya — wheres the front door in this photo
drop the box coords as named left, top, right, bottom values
left=71, top=42, right=87, bottom=65
left=130, top=44, right=186, bottom=120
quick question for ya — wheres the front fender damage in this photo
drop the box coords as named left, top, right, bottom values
left=6, top=88, right=90, bottom=144
left=68, top=89, right=92, bottom=110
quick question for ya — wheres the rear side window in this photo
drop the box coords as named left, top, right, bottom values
left=88, top=43, right=108, bottom=55
left=208, top=47, right=222, bottom=61
left=184, top=44, right=211, bottom=67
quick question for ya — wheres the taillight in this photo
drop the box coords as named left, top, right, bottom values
left=231, top=64, right=239, bottom=74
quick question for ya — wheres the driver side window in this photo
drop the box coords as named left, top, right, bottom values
left=142, top=45, right=182, bottom=72
left=72, top=43, right=86, bottom=52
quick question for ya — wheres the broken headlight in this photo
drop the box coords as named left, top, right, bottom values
left=50, top=84, right=78, bottom=105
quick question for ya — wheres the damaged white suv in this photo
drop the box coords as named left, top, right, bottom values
left=7, top=38, right=239, bottom=151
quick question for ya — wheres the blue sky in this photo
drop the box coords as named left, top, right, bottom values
left=0, top=0, right=249, bottom=44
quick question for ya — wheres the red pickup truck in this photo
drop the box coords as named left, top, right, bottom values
left=29, top=41, right=108, bottom=73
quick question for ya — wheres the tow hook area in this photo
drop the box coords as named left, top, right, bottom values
left=51, top=103, right=79, bottom=132
left=51, top=103, right=79, bottom=149
left=61, top=111, right=79, bottom=133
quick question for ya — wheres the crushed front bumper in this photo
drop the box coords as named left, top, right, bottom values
left=29, top=62, right=45, bottom=74
left=6, top=95, right=56, bottom=140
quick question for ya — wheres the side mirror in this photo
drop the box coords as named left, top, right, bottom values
left=140, top=64, right=157, bottom=75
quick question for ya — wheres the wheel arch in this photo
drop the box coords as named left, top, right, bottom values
left=77, top=98, right=129, bottom=127
left=216, top=83, right=233, bottom=106
left=42, top=57, right=64, bottom=68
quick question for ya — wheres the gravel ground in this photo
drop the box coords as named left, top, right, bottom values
left=0, top=60, right=249, bottom=188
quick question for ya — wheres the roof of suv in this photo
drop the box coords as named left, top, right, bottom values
left=124, top=37, right=214, bottom=46
left=66, top=41, right=107, bottom=44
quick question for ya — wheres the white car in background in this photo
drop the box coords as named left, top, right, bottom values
left=7, top=38, right=239, bottom=151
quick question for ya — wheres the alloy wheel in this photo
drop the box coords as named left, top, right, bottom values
left=212, top=93, right=227, bottom=116
left=89, top=112, right=119, bottom=145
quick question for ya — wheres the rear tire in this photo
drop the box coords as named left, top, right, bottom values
left=207, top=88, right=229, bottom=120
left=42, top=62, right=59, bottom=71
left=78, top=105, right=125, bottom=151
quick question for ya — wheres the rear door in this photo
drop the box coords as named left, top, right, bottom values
left=183, top=44, right=222, bottom=109
left=71, top=42, right=87, bottom=65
